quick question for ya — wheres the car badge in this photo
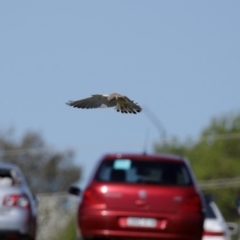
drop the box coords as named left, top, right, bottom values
left=138, top=190, right=147, bottom=199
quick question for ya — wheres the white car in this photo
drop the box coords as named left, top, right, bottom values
left=0, top=162, right=37, bottom=240
left=202, top=195, right=237, bottom=240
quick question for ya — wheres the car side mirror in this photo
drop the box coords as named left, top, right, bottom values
left=226, top=222, right=238, bottom=235
left=68, top=185, right=81, bottom=196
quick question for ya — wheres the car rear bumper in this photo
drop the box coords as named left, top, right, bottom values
left=0, top=208, right=33, bottom=235
left=78, top=209, right=204, bottom=240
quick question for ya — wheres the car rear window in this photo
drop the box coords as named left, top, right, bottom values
left=0, top=168, right=19, bottom=187
left=95, top=159, right=192, bottom=186
left=204, top=201, right=217, bottom=219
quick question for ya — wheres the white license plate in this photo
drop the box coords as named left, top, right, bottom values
left=127, top=217, right=157, bottom=228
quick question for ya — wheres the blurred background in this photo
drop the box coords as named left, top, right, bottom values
left=0, top=1, right=240, bottom=239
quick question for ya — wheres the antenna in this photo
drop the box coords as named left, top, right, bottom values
left=142, top=105, right=166, bottom=140
left=143, top=128, right=150, bottom=155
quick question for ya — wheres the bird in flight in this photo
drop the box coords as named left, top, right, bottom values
left=66, top=93, right=142, bottom=114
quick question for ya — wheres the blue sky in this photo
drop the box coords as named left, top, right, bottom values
left=1, top=1, right=239, bottom=187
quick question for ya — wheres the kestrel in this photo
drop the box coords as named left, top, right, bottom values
left=66, top=93, right=142, bottom=114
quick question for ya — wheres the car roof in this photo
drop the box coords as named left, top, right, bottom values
left=101, top=153, right=187, bottom=163
left=0, top=161, right=21, bottom=170
left=0, top=161, right=19, bottom=169
left=0, top=161, right=24, bottom=178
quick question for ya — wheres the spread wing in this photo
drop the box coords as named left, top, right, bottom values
left=114, top=96, right=142, bottom=114
left=66, top=94, right=116, bottom=109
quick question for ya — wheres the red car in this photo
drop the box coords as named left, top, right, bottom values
left=69, top=153, right=204, bottom=240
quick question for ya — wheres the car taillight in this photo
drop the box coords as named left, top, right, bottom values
left=2, top=194, right=30, bottom=208
left=81, top=187, right=106, bottom=209
left=202, top=231, right=225, bottom=236
left=181, top=193, right=202, bottom=212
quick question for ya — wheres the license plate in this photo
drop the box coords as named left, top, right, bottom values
left=127, top=217, right=157, bottom=228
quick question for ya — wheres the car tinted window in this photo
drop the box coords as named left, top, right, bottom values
left=0, top=168, right=21, bottom=187
left=205, top=201, right=217, bottom=219
left=95, top=159, right=192, bottom=186
left=0, top=169, right=13, bottom=186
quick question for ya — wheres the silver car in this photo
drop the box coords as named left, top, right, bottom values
left=0, top=162, right=37, bottom=240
